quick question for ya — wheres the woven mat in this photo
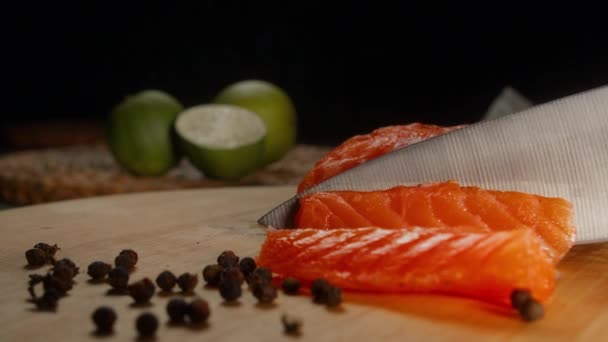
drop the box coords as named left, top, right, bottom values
left=0, top=144, right=332, bottom=205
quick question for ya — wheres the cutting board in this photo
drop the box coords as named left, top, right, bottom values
left=1, top=186, right=607, bottom=342
left=0, top=144, right=332, bottom=205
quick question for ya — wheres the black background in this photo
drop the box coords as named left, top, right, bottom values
left=4, top=2, right=608, bottom=145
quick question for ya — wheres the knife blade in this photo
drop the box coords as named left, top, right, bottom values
left=258, top=86, right=608, bottom=244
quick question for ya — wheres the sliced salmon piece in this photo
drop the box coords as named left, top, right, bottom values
left=295, top=182, right=575, bottom=263
left=297, top=124, right=462, bottom=193
left=257, top=227, right=556, bottom=305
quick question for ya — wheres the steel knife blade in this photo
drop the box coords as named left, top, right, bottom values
left=258, top=86, right=608, bottom=244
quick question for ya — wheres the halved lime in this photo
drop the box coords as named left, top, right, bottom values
left=175, top=104, right=267, bottom=180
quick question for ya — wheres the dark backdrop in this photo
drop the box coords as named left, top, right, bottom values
left=4, top=2, right=608, bottom=145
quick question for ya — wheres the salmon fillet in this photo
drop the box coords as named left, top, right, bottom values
left=297, top=124, right=462, bottom=193
left=295, top=181, right=575, bottom=263
left=257, top=227, right=556, bottom=305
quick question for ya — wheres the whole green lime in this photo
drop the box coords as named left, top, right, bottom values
left=213, top=80, right=297, bottom=164
left=107, top=90, right=183, bottom=176
left=175, top=104, right=266, bottom=180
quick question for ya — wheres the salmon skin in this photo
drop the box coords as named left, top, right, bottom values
left=297, top=124, right=462, bottom=193
left=295, top=181, right=575, bottom=263
left=257, top=227, right=556, bottom=305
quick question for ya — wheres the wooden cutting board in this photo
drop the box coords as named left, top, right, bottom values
left=0, top=186, right=607, bottom=341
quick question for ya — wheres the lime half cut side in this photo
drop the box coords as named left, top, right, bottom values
left=175, top=104, right=267, bottom=180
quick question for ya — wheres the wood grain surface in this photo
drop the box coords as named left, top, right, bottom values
left=0, top=186, right=607, bottom=341
left=0, top=144, right=332, bottom=205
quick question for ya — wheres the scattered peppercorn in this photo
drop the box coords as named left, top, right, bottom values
left=518, top=299, right=544, bottom=321
left=119, top=249, right=138, bottom=264
left=47, top=274, right=74, bottom=294
left=25, top=243, right=59, bottom=267
left=186, top=298, right=211, bottom=324
left=282, top=277, right=301, bottom=295
left=219, top=278, right=242, bottom=302
left=28, top=273, right=70, bottom=298
left=510, top=289, right=533, bottom=310
left=92, top=306, right=117, bottom=333
left=28, top=274, right=44, bottom=298
left=202, top=264, right=223, bottom=286
left=177, top=273, right=199, bottom=293
left=136, top=312, right=158, bottom=337
left=28, top=273, right=62, bottom=311
left=53, top=258, right=79, bottom=277
left=34, top=243, right=59, bottom=258
left=34, top=287, right=61, bottom=311
left=326, top=286, right=343, bottom=307
left=128, top=278, right=156, bottom=303
left=25, top=248, right=48, bottom=267
left=239, top=257, right=256, bottom=276
left=253, top=283, right=278, bottom=304
left=221, top=267, right=245, bottom=285
left=311, top=279, right=331, bottom=304
left=114, top=253, right=136, bottom=271
left=166, top=298, right=188, bottom=323
left=156, top=270, right=177, bottom=292
left=87, top=261, right=112, bottom=281
left=217, top=250, right=239, bottom=268
left=281, top=314, right=302, bottom=335
left=247, top=267, right=272, bottom=287
left=108, top=267, right=129, bottom=289
left=52, top=263, right=76, bottom=282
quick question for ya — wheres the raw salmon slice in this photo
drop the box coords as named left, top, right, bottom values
left=295, top=181, right=575, bottom=263
left=257, top=227, right=556, bottom=305
left=297, top=123, right=462, bottom=193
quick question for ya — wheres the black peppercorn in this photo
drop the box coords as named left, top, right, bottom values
left=92, top=306, right=117, bottom=333
left=43, top=273, right=72, bottom=294
left=511, top=289, right=533, bottom=310
left=518, top=299, right=544, bottom=321
left=219, top=278, right=242, bottom=302
left=311, top=278, right=331, bottom=304
left=253, top=283, right=278, bottom=304
left=128, top=278, right=156, bottom=303
left=202, top=264, right=223, bottom=286
left=25, top=248, right=47, bottom=267
left=35, top=287, right=61, bottom=311
left=281, top=314, right=302, bottom=335
left=53, top=258, right=79, bottom=276
left=28, top=274, right=45, bottom=299
left=186, top=298, right=210, bottom=324
left=221, top=267, right=245, bottom=285
left=282, top=277, right=301, bottom=295
left=87, top=261, right=112, bottom=280
left=217, top=250, right=239, bottom=268
left=166, top=298, right=188, bottom=323
left=28, top=273, right=69, bottom=299
left=136, top=312, right=158, bottom=337
left=326, top=286, right=342, bottom=307
left=52, top=263, right=76, bottom=282
left=120, top=249, right=138, bottom=264
left=156, top=270, right=177, bottom=292
left=28, top=273, right=68, bottom=311
left=114, top=253, right=136, bottom=271
left=108, top=267, right=129, bottom=289
left=34, top=243, right=59, bottom=258
left=239, top=257, right=257, bottom=276
left=247, top=267, right=272, bottom=287
left=177, top=273, right=198, bottom=293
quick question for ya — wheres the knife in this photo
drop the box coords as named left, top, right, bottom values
left=258, top=86, right=608, bottom=244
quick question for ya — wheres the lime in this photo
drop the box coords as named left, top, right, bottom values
left=213, top=80, right=297, bottom=164
left=107, top=89, right=183, bottom=176
left=175, top=104, right=266, bottom=180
